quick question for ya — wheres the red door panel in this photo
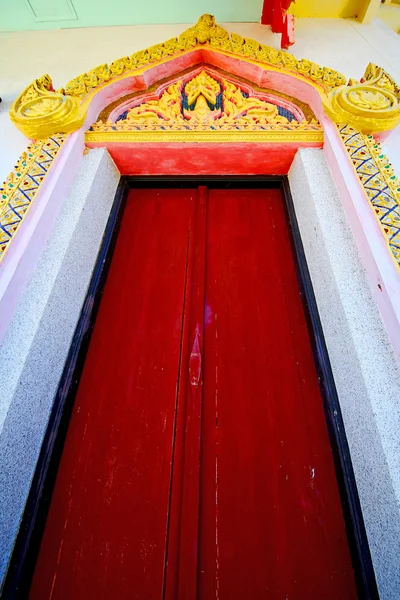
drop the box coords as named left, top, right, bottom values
left=198, top=188, right=357, bottom=599
left=30, top=185, right=357, bottom=600
left=30, top=188, right=196, bottom=600
left=163, top=187, right=207, bottom=600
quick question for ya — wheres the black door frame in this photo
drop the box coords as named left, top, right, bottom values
left=1, top=175, right=378, bottom=599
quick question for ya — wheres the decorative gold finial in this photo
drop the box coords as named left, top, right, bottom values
left=323, top=63, right=400, bottom=133
left=9, top=75, right=86, bottom=139
left=180, top=14, right=229, bottom=45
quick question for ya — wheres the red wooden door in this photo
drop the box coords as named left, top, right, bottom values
left=30, top=185, right=357, bottom=600
left=198, top=189, right=357, bottom=599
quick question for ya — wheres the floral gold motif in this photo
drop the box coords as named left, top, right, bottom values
left=323, top=64, right=400, bottom=133
left=87, top=69, right=322, bottom=140
left=62, top=14, right=346, bottom=102
left=10, top=76, right=85, bottom=140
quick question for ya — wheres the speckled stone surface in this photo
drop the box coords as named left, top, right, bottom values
left=289, top=148, right=400, bottom=599
left=0, top=148, right=119, bottom=589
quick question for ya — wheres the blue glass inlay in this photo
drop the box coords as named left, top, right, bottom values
left=116, top=110, right=129, bottom=122
left=277, top=106, right=296, bottom=122
left=113, top=88, right=298, bottom=124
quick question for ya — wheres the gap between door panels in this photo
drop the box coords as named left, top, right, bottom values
left=163, top=185, right=207, bottom=600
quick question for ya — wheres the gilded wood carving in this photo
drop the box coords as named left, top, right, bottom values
left=9, top=14, right=400, bottom=139
left=86, top=69, right=322, bottom=142
left=324, top=64, right=400, bottom=133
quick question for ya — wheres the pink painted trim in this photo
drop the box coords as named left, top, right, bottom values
left=0, top=131, right=85, bottom=344
left=323, top=117, right=400, bottom=360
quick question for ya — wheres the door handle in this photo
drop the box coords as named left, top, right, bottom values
left=189, top=326, right=202, bottom=389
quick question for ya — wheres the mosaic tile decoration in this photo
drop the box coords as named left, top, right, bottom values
left=339, top=124, right=400, bottom=268
left=0, top=134, right=65, bottom=262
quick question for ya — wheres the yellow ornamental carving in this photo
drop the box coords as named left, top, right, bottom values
left=126, top=81, right=183, bottom=123
left=185, top=71, right=220, bottom=106
left=220, top=80, right=289, bottom=125
left=10, top=75, right=85, bottom=139
left=86, top=69, right=323, bottom=142
left=109, top=57, right=130, bottom=77
left=182, top=13, right=229, bottom=45
left=8, top=15, right=400, bottom=140
left=120, top=70, right=298, bottom=128
left=62, top=15, right=346, bottom=100
left=323, top=63, right=400, bottom=133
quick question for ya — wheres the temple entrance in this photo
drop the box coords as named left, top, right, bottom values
left=29, top=183, right=357, bottom=599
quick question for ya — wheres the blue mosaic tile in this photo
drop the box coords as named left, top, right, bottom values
left=0, top=135, right=65, bottom=261
left=340, top=124, right=400, bottom=267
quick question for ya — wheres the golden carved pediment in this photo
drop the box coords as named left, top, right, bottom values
left=9, top=14, right=400, bottom=140
left=86, top=69, right=322, bottom=142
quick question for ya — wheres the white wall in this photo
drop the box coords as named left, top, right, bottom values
left=0, top=16, right=400, bottom=183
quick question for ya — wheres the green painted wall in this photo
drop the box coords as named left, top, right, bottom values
left=0, top=0, right=263, bottom=32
